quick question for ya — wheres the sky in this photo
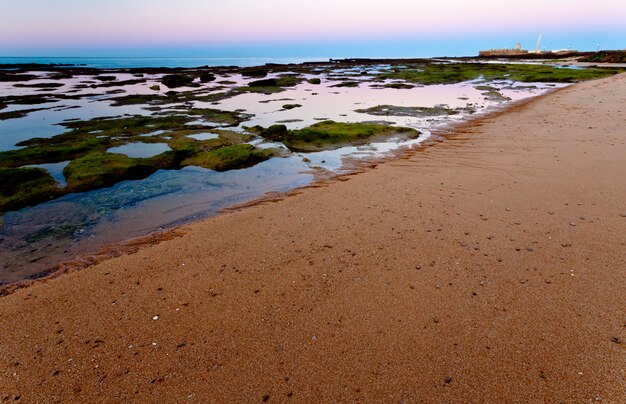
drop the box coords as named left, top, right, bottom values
left=0, top=0, right=625, bottom=58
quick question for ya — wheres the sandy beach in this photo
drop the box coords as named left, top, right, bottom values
left=1, top=72, right=624, bottom=402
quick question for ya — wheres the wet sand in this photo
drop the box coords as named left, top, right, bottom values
left=1, top=74, right=625, bottom=402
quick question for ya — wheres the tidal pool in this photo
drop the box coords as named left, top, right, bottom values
left=106, top=142, right=172, bottom=158
left=0, top=61, right=573, bottom=283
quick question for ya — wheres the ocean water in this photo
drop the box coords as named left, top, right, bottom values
left=0, top=57, right=328, bottom=69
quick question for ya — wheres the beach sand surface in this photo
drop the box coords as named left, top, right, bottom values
left=0, top=74, right=625, bottom=402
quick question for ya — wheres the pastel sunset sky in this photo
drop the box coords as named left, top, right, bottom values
left=1, top=0, right=625, bottom=57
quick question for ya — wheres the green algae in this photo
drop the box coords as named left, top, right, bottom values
left=181, top=144, right=275, bottom=171
left=472, top=85, right=511, bottom=101
left=177, top=108, right=248, bottom=126
left=238, top=75, right=305, bottom=94
left=0, top=136, right=109, bottom=168
left=354, top=104, right=468, bottom=117
left=275, top=75, right=304, bottom=87
left=0, top=167, right=60, bottom=212
left=110, top=89, right=236, bottom=106
left=259, top=124, right=288, bottom=141
left=166, top=130, right=247, bottom=156
left=63, top=151, right=175, bottom=192
left=211, top=129, right=254, bottom=144
left=482, top=91, right=511, bottom=102
left=238, top=82, right=283, bottom=94
left=381, top=63, right=625, bottom=85
left=331, top=81, right=360, bottom=88
left=282, top=104, right=302, bottom=110
left=307, top=78, right=322, bottom=85
left=0, top=107, right=48, bottom=121
left=282, top=120, right=419, bottom=152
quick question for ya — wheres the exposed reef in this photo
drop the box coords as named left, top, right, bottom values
left=0, top=167, right=61, bottom=212
left=161, top=74, right=196, bottom=88
left=355, top=105, right=474, bottom=117
left=379, top=63, right=623, bottom=85
left=280, top=120, right=419, bottom=152
left=181, top=144, right=278, bottom=171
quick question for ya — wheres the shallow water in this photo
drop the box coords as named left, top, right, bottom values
left=107, top=142, right=172, bottom=158
left=187, top=133, right=219, bottom=141
left=0, top=157, right=313, bottom=282
left=27, top=161, right=70, bottom=187
left=0, top=64, right=565, bottom=282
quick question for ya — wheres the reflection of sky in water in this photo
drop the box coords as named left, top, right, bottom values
left=27, top=160, right=70, bottom=186
left=107, top=142, right=171, bottom=158
left=187, top=132, right=219, bottom=141
left=0, top=98, right=147, bottom=150
left=212, top=79, right=555, bottom=131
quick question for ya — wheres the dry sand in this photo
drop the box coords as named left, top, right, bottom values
left=1, top=74, right=625, bottom=402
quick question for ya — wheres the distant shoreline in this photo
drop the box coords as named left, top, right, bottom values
left=1, top=50, right=625, bottom=69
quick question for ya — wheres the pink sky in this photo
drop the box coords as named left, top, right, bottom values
left=1, top=0, right=624, bottom=55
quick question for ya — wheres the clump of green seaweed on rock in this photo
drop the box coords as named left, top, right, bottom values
left=256, top=121, right=420, bottom=152
left=379, top=63, right=624, bottom=85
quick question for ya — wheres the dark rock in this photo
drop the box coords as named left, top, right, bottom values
left=200, top=72, right=216, bottom=83
left=13, top=82, right=64, bottom=89
left=249, top=78, right=278, bottom=87
left=260, top=124, right=288, bottom=141
left=242, top=68, right=268, bottom=78
left=161, top=74, right=194, bottom=88
left=96, top=75, right=117, bottom=82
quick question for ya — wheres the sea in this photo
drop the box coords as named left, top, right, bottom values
left=0, top=57, right=328, bottom=69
